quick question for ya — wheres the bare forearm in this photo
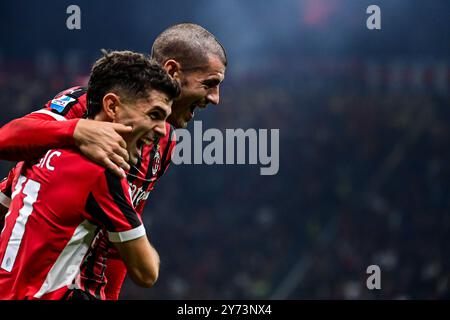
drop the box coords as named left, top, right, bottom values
left=114, top=236, right=160, bottom=288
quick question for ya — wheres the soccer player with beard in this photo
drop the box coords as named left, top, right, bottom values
left=0, top=23, right=227, bottom=299
left=0, top=50, right=180, bottom=299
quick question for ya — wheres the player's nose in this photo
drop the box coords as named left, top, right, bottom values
left=154, top=121, right=167, bottom=138
left=206, top=87, right=220, bottom=105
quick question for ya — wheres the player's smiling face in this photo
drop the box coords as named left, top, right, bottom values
left=115, top=90, right=172, bottom=166
left=168, top=55, right=225, bottom=128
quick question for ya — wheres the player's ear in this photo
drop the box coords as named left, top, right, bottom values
left=163, top=59, right=181, bottom=81
left=102, top=93, right=120, bottom=121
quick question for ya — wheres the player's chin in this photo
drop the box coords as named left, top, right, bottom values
left=175, top=118, right=188, bottom=129
left=181, top=113, right=194, bottom=128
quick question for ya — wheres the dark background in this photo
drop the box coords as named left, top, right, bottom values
left=1, top=0, right=449, bottom=299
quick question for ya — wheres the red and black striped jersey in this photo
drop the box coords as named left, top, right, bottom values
left=0, top=149, right=145, bottom=299
left=41, top=86, right=176, bottom=213
left=0, top=86, right=176, bottom=299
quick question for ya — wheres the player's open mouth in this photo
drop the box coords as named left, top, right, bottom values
left=140, top=137, right=152, bottom=146
left=189, top=102, right=206, bottom=118
left=135, top=141, right=142, bottom=159
left=136, top=137, right=152, bottom=157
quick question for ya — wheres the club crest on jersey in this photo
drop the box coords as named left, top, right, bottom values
left=50, top=95, right=76, bottom=112
left=152, top=144, right=161, bottom=176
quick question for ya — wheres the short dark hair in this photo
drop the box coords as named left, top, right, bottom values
left=151, top=23, right=227, bottom=71
left=87, top=50, right=180, bottom=118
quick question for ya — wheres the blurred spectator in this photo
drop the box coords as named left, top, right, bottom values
left=0, top=56, right=449, bottom=299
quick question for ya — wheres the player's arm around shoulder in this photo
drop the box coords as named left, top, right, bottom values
left=88, top=169, right=160, bottom=288
left=0, top=110, right=79, bottom=161
left=0, top=85, right=132, bottom=177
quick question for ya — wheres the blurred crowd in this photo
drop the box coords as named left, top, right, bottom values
left=0, top=58, right=449, bottom=299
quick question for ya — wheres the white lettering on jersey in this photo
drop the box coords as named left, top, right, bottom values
left=37, top=150, right=61, bottom=172
left=129, top=182, right=150, bottom=208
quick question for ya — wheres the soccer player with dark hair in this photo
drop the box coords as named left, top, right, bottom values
left=0, top=23, right=227, bottom=299
left=0, top=50, right=180, bottom=299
